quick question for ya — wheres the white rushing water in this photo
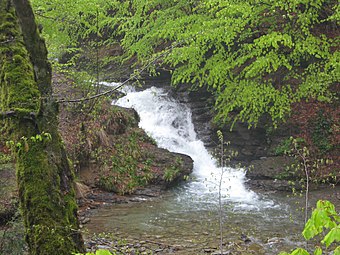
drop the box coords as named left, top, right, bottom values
left=114, top=86, right=273, bottom=209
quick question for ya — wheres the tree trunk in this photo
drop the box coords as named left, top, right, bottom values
left=0, top=0, right=84, bottom=254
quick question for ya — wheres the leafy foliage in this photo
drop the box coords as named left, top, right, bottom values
left=280, top=200, right=340, bottom=255
left=31, top=0, right=339, bottom=127
left=303, top=200, right=340, bottom=246
left=75, top=249, right=113, bottom=255
left=106, top=0, right=339, bottom=127
left=31, top=0, right=110, bottom=59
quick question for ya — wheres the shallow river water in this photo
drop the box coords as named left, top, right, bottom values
left=86, top=86, right=339, bottom=254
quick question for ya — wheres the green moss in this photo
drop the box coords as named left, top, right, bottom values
left=0, top=152, right=12, bottom=164
left=0, top=0, right=40, bottom=114
left=1, top=1, right=84, bottom=253
left=274, top=138, right=292, bottom=156
left=0, top=162, right=16, bottom=224
left=16, top=139, right=82, bottom=254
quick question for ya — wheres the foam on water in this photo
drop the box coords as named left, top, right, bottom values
left=114, top=86, right=275, bottom=210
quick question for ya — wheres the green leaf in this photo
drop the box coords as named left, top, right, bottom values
left=333, top=246, right=340, bottom=255
left=290, top=248, right=310, bottom=255
left=322, top=225, right=340, bottom=247
left=303, top=200, right=338, bottom=240
left=31, top=0, right=338, bottom=127
left=314, top=247, right=322, bottom=255
left=96, top=250, right=113, bottom=255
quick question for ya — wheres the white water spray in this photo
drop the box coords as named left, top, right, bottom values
left=114, top=86, right=267, bottom=208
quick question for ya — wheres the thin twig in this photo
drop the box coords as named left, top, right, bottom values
left=35, top=12, right=58, bottom=21
left=294, top=143, right=309, bottom=226
left=293, top=142, right=310, bottom=250
left=217, top=130, right=225, bottom=254
left=56, top=72, right=129, bottom=103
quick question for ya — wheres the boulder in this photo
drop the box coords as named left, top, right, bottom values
left=245, top=156, right=298, bottom=191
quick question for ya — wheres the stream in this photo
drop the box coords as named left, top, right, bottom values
left=86, top=86, right=339, bottom=254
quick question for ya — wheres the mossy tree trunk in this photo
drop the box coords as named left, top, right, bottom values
left=0, top=0, right=84, bottom=254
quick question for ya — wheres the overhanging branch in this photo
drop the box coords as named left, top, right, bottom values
left=57, top=41, right=181, bottom=104
left=57, top=77, right=126, bottom=103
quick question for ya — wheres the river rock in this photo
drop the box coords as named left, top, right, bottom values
left=75, top=182, right=91, bottom=199
left=245, top=156, right=297, bottom=191
left=211, top=250, right=231, bottom=255
left=246, top=156, right=295, bottom=180
left=96, top=244, right=112, bottom=250
left=149, top=148, right=193, bottom=188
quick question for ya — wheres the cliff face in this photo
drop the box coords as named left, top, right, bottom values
left=136, top=74, right=339, bottom=191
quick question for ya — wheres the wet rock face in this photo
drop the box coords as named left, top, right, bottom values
left=149, top=149, right=193, bottom=188
left=140, top=75, right=293, bottom=191
left=246, top=156, right=295, bottom=180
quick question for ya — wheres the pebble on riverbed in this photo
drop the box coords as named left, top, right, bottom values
left=85, top=235, right=180, bottom=254
left=85, top=234, right=268, bottom=255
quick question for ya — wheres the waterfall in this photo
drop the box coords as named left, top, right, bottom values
left=83, top=85, right=303, bottom=254
left=114, top=86, right=264, bottom=208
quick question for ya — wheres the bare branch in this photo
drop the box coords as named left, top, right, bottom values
left=34, top=11, right=58, bottom=21
left=57, top=41, right=181, bottom=104
left=57, top=79, right=126, bottom=103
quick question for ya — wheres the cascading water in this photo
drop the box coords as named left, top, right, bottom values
left=86, top=84, right=311, bottom=254
left=115, top=86, right=261, bottom=208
